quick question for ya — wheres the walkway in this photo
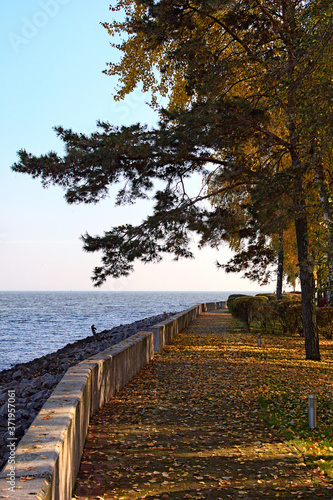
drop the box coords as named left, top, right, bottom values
left=73, top=311, right=332, bottom=499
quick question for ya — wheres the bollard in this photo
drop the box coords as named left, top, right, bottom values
left=257, top=332, right=261, bottom=347
left=308, top=395, right=317, bottom=429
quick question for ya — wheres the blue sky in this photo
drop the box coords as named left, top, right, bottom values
left=0, top=0, right=276, bottom=292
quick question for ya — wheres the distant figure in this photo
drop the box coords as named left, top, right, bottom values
left=91, top=324, right=97, bottom=336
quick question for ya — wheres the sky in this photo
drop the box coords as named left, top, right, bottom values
left=0, top=0, right=278, bottom=292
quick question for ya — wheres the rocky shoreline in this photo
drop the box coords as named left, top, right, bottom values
left=0, top=311, right=178, bottom=471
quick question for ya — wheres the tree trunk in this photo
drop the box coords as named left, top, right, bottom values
left=284, top=10, right=320, bottom=358
left=294, top=178, right=320, bottom=361
left=276, top=230, right=284, bottom=300
left=313, top=160, right=333, bottom=304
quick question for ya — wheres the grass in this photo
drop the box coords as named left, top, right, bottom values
left=229, top=321, right=333, bottom=479
left=74, top=312, right=333, bottom=499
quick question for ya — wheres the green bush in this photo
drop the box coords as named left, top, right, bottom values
left=275, top=300, right=303, bottom=336
left=228, top=296, right=252, bottom=332
left=316, top=307, right=333, bottom=339
left=254, top=300, right=278, bottom=332
left=228, top=295, right=268, bottom=332
left=256, top=293, right=276, bottom=301
left=282, top=292, right=302, bottom=302
left=227, top=294, right=248, bottom=309
left=228, top=293, right=307, bottom=337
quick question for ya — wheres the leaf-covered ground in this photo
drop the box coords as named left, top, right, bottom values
left=73, top=311, right=333, bottom=499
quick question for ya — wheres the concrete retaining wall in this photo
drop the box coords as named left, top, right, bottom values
left=151, top=304, right=203, bottom=351
left=0, top=301, right=223, bottom=500
left=202, top=301, right=226, bottom=311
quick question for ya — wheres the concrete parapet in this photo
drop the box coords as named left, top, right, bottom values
left=151, top=305, right=202, bottom=352
left=0, top=301, right=223, bottom=500
left=202, top=301, right=225, bottom=311
left=0, top=332, right=154, bottom=500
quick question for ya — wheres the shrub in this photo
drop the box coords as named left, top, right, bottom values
left=256, top=293, right=276, bottom=301
left=282, top=292, right=302, bottom=302
left=227, top=294, right=248, bottom=309
left=316, top=307, right=333, bottom=339
left=254, top=300, right=278, bottom=333
left=289, top=304, right=303, bottom=336
left=275, top=300, right=303, bottom=336
left=228, top=295, right=268, bottom=332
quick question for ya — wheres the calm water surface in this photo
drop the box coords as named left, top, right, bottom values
left=0, top=290, right=250, bottom=372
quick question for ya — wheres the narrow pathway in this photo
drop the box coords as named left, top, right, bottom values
left=74, top=311, right=332, bottom=499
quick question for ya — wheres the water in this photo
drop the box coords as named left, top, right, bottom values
left=0, top=290, right=246, bottom=372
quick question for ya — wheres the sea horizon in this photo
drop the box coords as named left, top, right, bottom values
left=0, top=290, right=266, bottom=371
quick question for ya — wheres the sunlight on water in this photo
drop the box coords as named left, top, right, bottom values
left=0, top=290, right=240, bottom=371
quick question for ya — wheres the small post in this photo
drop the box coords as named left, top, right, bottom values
left=308, top=395, right=317, bottom=429
left=257, top=332, right=261, bottom=347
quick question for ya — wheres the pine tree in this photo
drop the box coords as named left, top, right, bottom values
left=12, top=1, right=333, bottom=360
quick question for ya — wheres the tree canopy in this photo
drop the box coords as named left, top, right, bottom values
left=12, top=0, right=333, bottom=360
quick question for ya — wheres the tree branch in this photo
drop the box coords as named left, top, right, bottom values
left=186, top=2, right=257, bottom=60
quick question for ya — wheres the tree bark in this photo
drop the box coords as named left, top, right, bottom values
left=283, top=0, right=320, bottom=359
left=294, top=177, right=320, bottom=361
left=313, top=160, right=333, bottom=304
left=276, top=230, right=284, bottom=300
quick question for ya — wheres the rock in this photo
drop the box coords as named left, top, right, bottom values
left=16, top=409, right=31, bottom=420
left=0, top=309, right=179, bottom=472
left=41, top=373, right=57, bottom=389
left=3, top=424, right=25, bottom=441
left=0, top=392, right=7, bottom=403
left=0, top=404, right=7, bottom=417
left=6, top=381, right=16, bottom=389
left=12, top=370, right=22, bottom=379
left=30, top=390, right=47, bottom=402
left=27, top=401, right=42, bottom=410
left=30, top=376, right=43, bottom=389
left=18, top=378, right=31, bottom=388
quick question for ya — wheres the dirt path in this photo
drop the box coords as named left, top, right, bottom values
left=73, top=311, right=333, bottom=499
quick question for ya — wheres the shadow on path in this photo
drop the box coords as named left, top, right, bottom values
left=74, top=311, right=333, bottom=499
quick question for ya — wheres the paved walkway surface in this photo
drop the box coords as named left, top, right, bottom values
left=73, top=311, right=332, bottom=499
